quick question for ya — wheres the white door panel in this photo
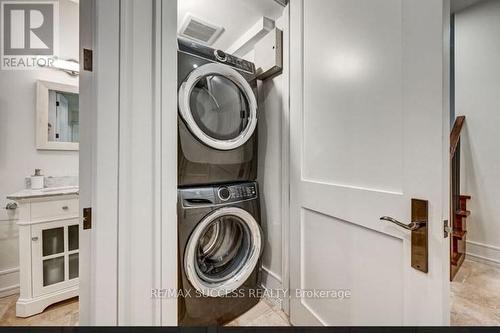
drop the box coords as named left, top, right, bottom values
left=300, top=209, right=404, bottom=325
left=302, top=0, right=403, bottom=193
left=290, top=0, right=450, bottom=326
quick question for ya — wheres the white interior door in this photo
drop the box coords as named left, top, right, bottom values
left=79, top=0, right=178, bottom=325
left=79, top=0, right=120, bottom=325
left=289, top=0, right=450, bottom=326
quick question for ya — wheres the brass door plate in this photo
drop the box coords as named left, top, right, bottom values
left=411, top=199, right=428, bottom=273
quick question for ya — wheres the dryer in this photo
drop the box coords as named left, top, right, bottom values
left=177, top=182, right=263, bottom=325
left=178, top=38, right=258, bottom=187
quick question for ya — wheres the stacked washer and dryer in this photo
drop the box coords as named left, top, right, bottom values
left=177, top=38, right=263, bottom=325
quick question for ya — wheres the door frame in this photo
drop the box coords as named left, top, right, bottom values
left=280, top=2, right=291, bottom=316
left=79, top=0, right=120, bottom=325
left=79, top=0, right=178, bottom=325
left=159, top=0, right=179, bottom=326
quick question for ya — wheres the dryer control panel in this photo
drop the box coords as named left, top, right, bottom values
left=178, top=37, right=255, bottom=74
left=217, top=183, right=257, bottom=203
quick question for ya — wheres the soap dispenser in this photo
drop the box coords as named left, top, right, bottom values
left=31, top=169, right=44, bottom=190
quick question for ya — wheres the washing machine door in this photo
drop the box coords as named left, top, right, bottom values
left=184, top=207, right=263, bottom=297
left=178, top=63, right=258, bottom=151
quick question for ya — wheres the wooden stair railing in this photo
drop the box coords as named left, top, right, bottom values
left=450, top=116, right=471, bottom=281
left=450, top=115, right=465, bottom=157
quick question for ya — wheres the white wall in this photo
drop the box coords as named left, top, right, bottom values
left=177, top=0, right=283, bottom=51
left=246, top=13, right=288, bottom=299
left=0, top=0, right=79, bottom=297
left=455, top=0, right=500, bottom=265
left=257, top=71, right=284, bottom=292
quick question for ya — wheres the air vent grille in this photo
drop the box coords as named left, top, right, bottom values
left=179, top=14, right=224, bottom=45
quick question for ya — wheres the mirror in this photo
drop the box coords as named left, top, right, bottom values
left=36, top=80, right=79, bottom=150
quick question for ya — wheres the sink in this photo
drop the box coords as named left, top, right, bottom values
left=40, top=186, right=79, bottom=192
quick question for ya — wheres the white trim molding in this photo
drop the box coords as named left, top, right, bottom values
left=160, top=0, right=179, bottom=326
left=466, top=240, right=500, bottom=267
left=261, top=266, right=282, bottom=288
left=279, top=3, right=290, bottom=316
left=0, top=267, right=20, bottom=298
left=261, top=266, right=283, bottom=308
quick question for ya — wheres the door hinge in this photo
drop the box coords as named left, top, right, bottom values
left=83, top=207, right=92, bottom=230
left=444, top=219, right=451, bottom=238
left=83, top=48, right=93, bottom=72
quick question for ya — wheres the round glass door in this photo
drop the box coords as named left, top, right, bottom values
left=184, top=207, right=262, bottom=297
left=178, top=63, right=257, bottom=151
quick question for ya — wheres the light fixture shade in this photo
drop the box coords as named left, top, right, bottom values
left=51, top=59, right=79, bottom=74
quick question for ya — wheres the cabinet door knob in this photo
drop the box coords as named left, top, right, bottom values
left=62, top=206, right=69, bottom=210
left=32, top=236, right=39, bottom=241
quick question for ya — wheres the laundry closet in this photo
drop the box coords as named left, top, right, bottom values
left=175, top=0, right=289, bottom=325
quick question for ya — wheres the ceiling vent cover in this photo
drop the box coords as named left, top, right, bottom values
left=179, top=14, right=224, bottom=45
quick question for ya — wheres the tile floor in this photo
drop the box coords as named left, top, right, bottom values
left=451, top=259, right=500, bottom=326
left=1, top=259, right=498, bottom=326
left=226, top=298, right=290, bottom=326
left=0, top=294, right=288, bottom=326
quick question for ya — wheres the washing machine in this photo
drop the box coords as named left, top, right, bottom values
left=178, top=38, right=258, bottom=187
left=178, top=182, right=263, bottom=325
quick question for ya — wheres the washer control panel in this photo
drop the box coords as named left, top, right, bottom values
left=180, top=182, right=258, bottom=207
left=216, top=182, right=257, bottom=203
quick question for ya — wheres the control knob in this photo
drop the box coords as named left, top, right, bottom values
left=214, top=49, right=227, bottom=62
left=218, top=186, right=231, bottom=201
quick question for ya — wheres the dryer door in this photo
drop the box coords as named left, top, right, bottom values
left=184, top=207, right=263, bottom=297
left=178, top=63, right=258, bottom=151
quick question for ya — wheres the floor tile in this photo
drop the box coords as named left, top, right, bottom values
left=451, top=259, right=500, bottom=326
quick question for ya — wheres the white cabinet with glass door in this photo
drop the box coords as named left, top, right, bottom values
left=12, top=194, right=79, bottom=317
left=31, top=219, right=79, bottom=298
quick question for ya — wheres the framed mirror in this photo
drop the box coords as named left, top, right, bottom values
left=36, top=80, right=79, bottom=151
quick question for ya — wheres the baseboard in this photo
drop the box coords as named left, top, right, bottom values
left=466, top=240, right=500, bottom=268
left=261, top=266, right=283, bottom=308
left=261, top=266, right=282, bottom=290
left=0, top=284, right=19, bottom=298
left=0, top=267, right=20, bottom=298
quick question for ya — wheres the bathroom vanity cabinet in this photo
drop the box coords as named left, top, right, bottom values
left=7, top=191, right=79, bottom=317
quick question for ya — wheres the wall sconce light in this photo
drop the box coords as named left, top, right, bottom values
left=40, top=57, right=79, bottom=77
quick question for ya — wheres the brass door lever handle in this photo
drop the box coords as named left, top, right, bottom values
left=380, top=216, right=426, bottom=231
left=380, top=199, right=429, bottom=273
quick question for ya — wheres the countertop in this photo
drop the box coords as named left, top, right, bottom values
left=7, top=186, right=79, bottom=200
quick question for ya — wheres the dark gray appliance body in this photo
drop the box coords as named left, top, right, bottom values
left=177, top=38, right=258, bottom=187
left=178, top=182, right=262, bottom=326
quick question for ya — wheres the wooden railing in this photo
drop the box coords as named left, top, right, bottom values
left=450, top=115, right=469, bottom=280
left=450, top=115, right=465, bottom=157
left=450, top=116, right=465, bottom=223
